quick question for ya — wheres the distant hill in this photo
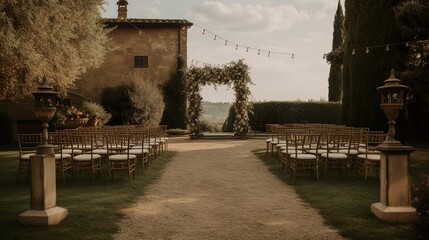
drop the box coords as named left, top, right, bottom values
left=201, top=101, right=231, bottom=124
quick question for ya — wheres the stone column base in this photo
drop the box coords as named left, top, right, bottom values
left=371, top=202, right=418, bottom=223
left=19, top=206, right=68, bottom=225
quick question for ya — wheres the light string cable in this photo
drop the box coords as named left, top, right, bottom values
left=193, top=23, right=297, bottom=59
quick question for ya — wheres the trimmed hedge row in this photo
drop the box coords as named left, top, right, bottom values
left=223, top=101, right=343, bottom=132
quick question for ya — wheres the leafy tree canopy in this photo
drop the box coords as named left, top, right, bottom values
left=0, top=0, right=110, bottom=100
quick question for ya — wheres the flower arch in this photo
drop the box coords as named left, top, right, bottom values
left=186, top=59, right=252, bottom=136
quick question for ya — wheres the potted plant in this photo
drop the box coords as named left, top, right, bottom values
left=81, top=101, right=112, bottom=127
left=53, top=104, right=88, bottom=129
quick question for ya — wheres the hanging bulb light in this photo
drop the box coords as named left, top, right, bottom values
left=405, top=42, right=409, bottom=47
left=246, top=47, right=249, bottom=52
left=268, top=51, right=271, bottom=57
left=366, top=47, right=369, bottom=54
left=225, top=40, right=228, bottom=46
left=323, top=54, right=326, bottom=59
left=352, top=49, right=356, bottom=55
left=386, top=45, right=390, bottom=51
left=202, top=29, right=205, bottom=35
left=258, top=49, right=261, bottom=55
left=214, top=35, right=217, bottom=40
left=291, top=53, right=295, bottom=59
left=236, top=44, right=239, bottom=50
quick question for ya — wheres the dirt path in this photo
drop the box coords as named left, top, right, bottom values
left=114, top=138, right=346, bottom=240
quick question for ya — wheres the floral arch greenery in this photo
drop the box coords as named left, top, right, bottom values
left=186, top=59, right=252, bottom=136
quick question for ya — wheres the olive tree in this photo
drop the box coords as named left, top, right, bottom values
left=0, top=0, right=110, bottom=100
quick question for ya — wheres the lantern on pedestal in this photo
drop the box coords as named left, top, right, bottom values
left=31, top=84, right=58, bottom=154
left=371, top=69, right=418, bottom=223
left=376, top=69, right=409, bottom=145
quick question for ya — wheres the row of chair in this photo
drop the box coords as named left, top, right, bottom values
left=265, top=124, right=387, bottom=181
left=17, top=125, right=169, bottom=183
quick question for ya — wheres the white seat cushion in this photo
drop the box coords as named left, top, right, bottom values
left=357, top=154, right=380, bottom=161
left=307, top=149, right=328, bottom=154
left=337, top=149, right=358, bottom=155
left=128, top=149, right=149, bottom=155
left=290, top=153, right=317, bottom=160
left=21, top=153, right=35, bottom=160
left=62, top=149, right=83, bottom=154
left=321, top=153, right=347, bottom=159
left=109, top=154, right=137, bottom=161
left=74, top=154, right=101, bottom=161
left=54, top=153, right=71, bottom=159
left=92, top=149, right=108, bottom=155
left=282, top=149, right=304, bottom=154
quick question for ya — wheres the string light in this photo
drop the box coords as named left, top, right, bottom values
left=214, top=35, right=217, bottom=40
left=352, top=49, right=356, bottom=55
left=405, top=42, right=409, bottom=46
left=225, top=40, right=228, bottom=46
left=292, top=54, right=295, bottom=59
left=258, top=49, right=261, bottom=55
left=202, top=29, right=205, bottom=35
left=236, top=44, right=239, bottom=50
left=323, top=54, right=326, bottom=59
left=246, top=47, right=249, bottom=52
left=268, top=51, right=271, bottom=57
left=385, top=45, right=390, bottom=51
left=366, top=47, right=369, bottom=54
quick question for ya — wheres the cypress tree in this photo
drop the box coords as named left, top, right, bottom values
left=328, top=1, right=345, bottom=102
left=342, top=0, right=405, bottom=131
left=161, top=56, right=187, bottom=129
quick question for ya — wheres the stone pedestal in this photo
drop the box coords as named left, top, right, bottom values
left=19, top=153, right=68, bottom=225
left=371, top=143, right=418, bottom=222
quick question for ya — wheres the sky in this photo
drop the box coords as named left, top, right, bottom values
left=102, top=0, right=342, bottom=102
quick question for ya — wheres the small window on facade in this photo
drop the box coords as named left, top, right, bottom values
left=134, top=56, right=148, bottom=68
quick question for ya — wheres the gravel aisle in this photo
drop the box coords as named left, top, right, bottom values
left=114, top=138, right=347, bottom=240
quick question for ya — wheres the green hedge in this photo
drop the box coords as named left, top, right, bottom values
left=223, top=101, right=343, bottom=132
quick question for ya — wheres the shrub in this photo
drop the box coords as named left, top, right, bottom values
left=81, top=101, right=112, bottom=126
left=200, top=118, right=221, bottom=132
left=412, top=174, right=429, bottom=238
left=166, top=129, right=190, bottom=135
left=0, top=111, right=13, bottom=145
left=223, top=101, right=343, bottom=132
left=101, top=80, right=165, bottom=126
left=100, top=83, right=135, bottom=125
left=129, top=81, right=165, bottom=126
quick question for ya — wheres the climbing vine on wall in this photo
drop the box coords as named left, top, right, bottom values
left=186, top=59, right=252, bottom=136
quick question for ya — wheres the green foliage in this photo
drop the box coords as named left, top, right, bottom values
left=187, top=59, right=252, bottom=136
left=161, top=57, right=187, bottom=129
left=0, top=0, right=110, bottom=100
left=223, top=101, right=343, bottom=132
left=395, top=0, right=429, bottom=140
left=81, top=101, right=112, bottom=125
left=0, top=111, right=12, bottom=145
left=342, top=0, right=405, bottom=133
left=101, top=81, right=165, bottom=126
left=100, top=83, right=135, bottom=125
left=327, top=1, right=344, bottom=102
left=166, top=128, right=190, bottom=135
left=411, top=174, right=429, bottom=238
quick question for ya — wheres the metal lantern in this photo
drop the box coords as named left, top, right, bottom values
left=376, top=69, right=409, bottom=143
left=32, top=84, right=58, bottom=153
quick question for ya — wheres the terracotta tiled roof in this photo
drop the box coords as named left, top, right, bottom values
left=102, top=18, right=193, bottom=28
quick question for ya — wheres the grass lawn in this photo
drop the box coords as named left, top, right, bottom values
left=0, top=144, right=175, bottom=240
left=253, top=148, right=429, bottom=240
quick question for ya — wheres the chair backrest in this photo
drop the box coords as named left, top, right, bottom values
left=18, top=134, right=42, bottom=156
left=106, top=134, right=132, bottom=157
left=293, top=133, right=320, bottom=155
